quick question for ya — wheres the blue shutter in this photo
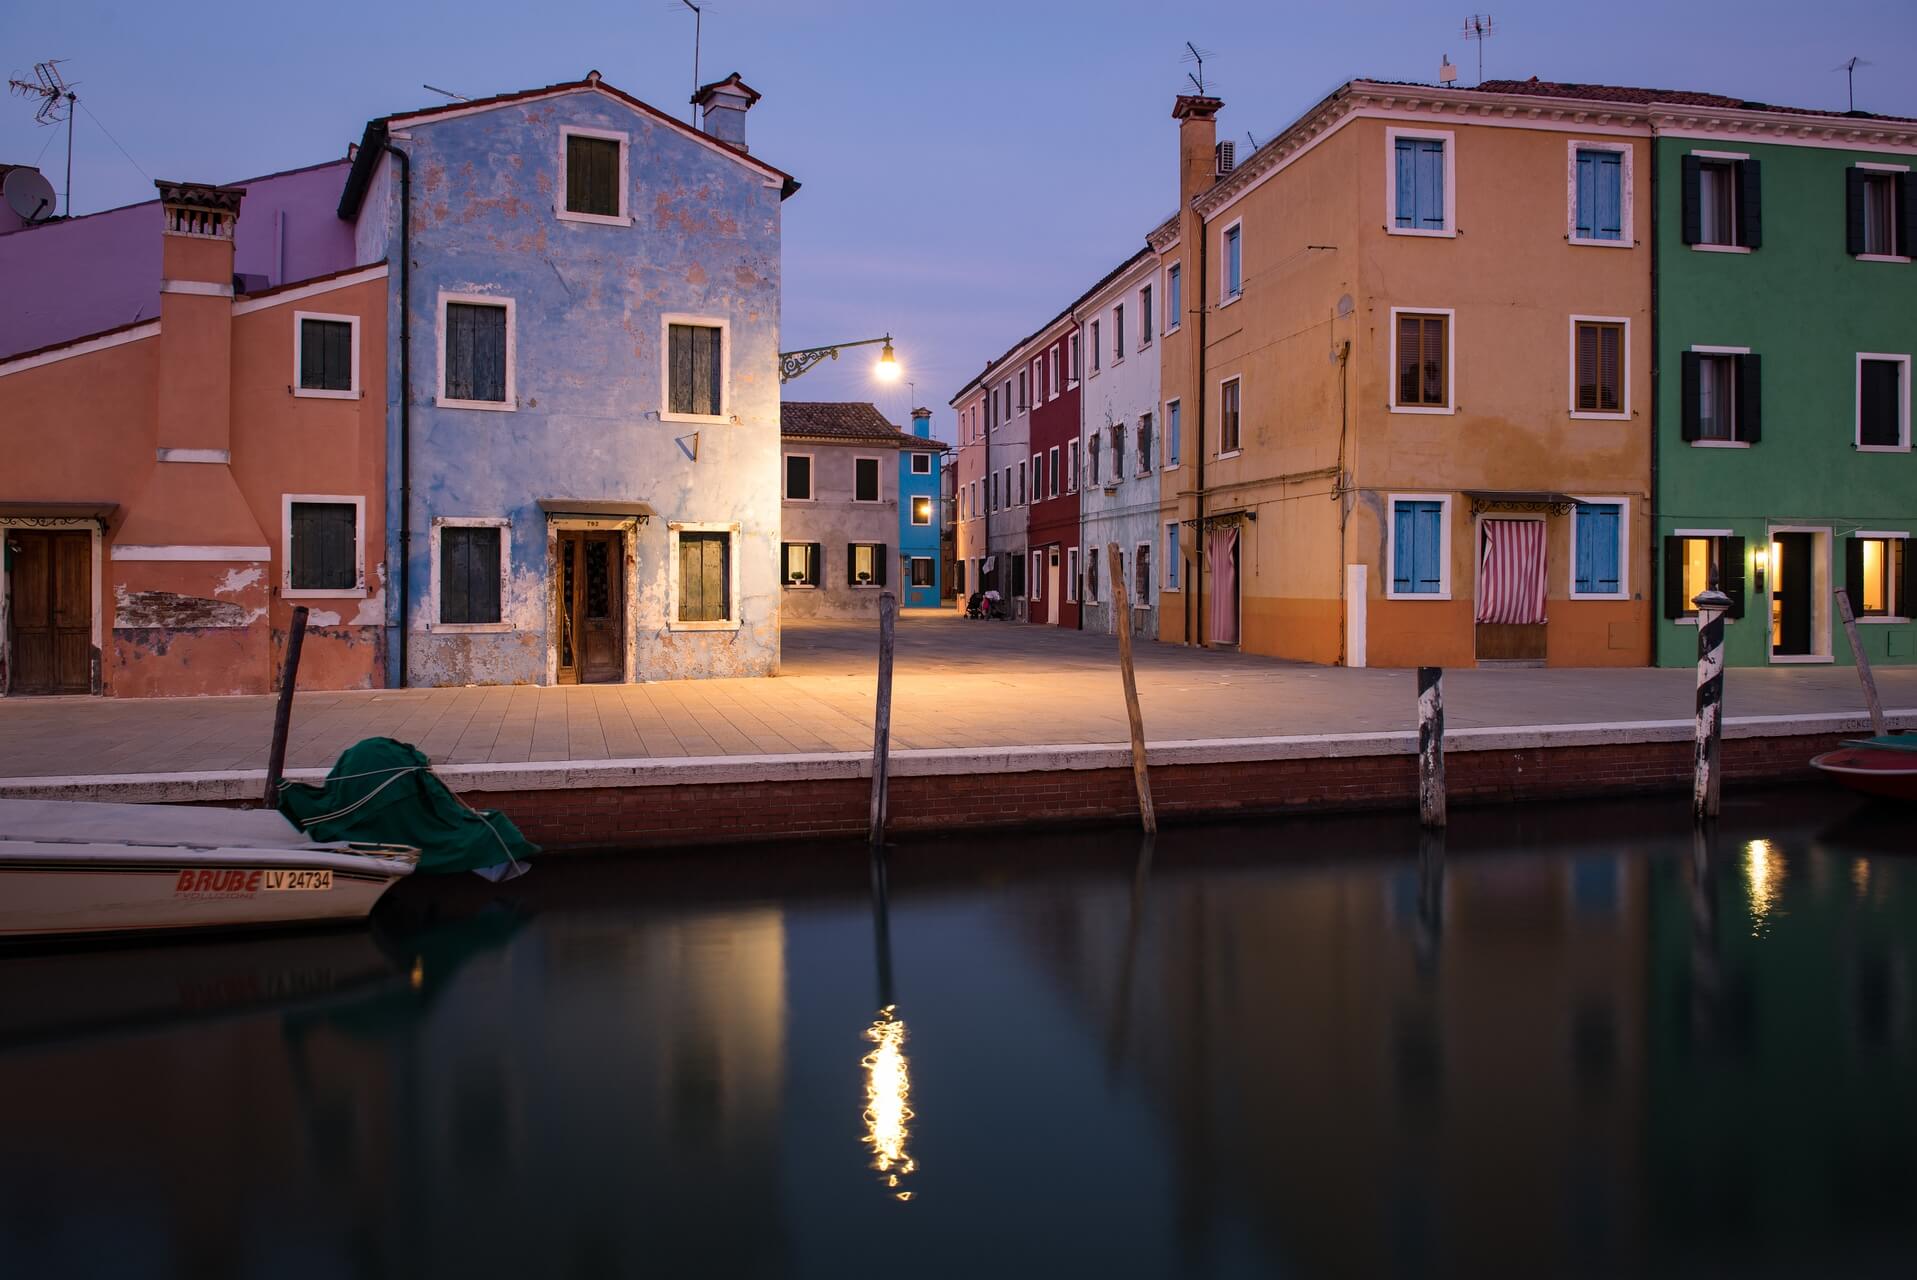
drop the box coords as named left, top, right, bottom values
left=1596, top=152, right=1622, bottom=240
left=1575, top=504, right=1621, bottom=594
left=1417, top=141, right=1445, bottom=229
left=1395, top=139, right=1417, bottom=228
left=1413, top=503, right=1443, bottom=592
left=1574, top=150, right=1596, bottom=238
left=1393, top=502, right=1416, bottom=591
left=1396, top=501, right=1443, bottom=593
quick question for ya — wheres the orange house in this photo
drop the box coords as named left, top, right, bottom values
left=0, top=181, right=388, bottom=697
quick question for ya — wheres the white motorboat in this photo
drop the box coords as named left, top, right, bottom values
left=0, top=798, right=418, bottom=941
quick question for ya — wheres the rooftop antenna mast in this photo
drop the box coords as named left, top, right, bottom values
left=422, top=84, right=470, bottom=102
left=1832, top=56, right=1870, bottom=113
left=681, top=0, right=703, bottom=125
left=1181, top=42, right=1213, bottom=96
left=1460, top=14, right=1495, bottom=87
left=8, top=60, right=76, bottom=216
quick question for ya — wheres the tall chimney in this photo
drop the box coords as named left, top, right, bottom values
left=155, top=180, right=244, bottom=458
left=1173, top=95, right=1224, bottom=212
left=692, top=73, right=762, bottom=152
left=911, top=407, right=932, bottom=439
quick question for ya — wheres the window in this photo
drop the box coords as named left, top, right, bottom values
left=1033, top=359, right=1043, bottom=403
left=784, top=454, right=813, bottom=500
left=675, top=528, right=734, bottom=624
left=437, top=521, right=505, bottom=625
left=1388, top=497, right=1449, bottom=598
left=1088, top=433, right=1101, bottom=485
left=1090, top=320, right=1102, bottom=372
left=1166, top=262, right=1182, bottom=332
left=1004, top=466, right=1012, bottom=507
left=1069, top=332, right=1081, bottom=382
left=1067, top=437, right=1079, bottom=492
left=1571, top=501, right=1625, bottom=598
left=1848, top=167, right=1912, bottom=259
left=1049, top=346, right=1061, bottom=399
left=665, top=319, right=725, bottom=419
left=1137, top=413, right=1153, bottom=474
left=1682, top=154, right=1761, bottom=250
left=1017, top=461, right=1027, bottom=505
left=1140, top=284, right=1153, bottom=346
left=1219, top=377, right=1241, bottom=454
left=1571, top=146, right=1625, bottom=244
left=1573, top=319, right=1627, bottom=417
left=910, top=557, right=935, bottom=589
left=1031, top=551, right=1043, bottom=602
left=1166, top=522, right=1181, bottom=591
left=1018, top=370, right=1028, bottom=411
left=1392, top=310, right=1451, bottom=412
left=1032, top=452, right=1043, bottom=501
left=1009, top=552, right=1026, bottom=599
left=1066, top=547, right=1079, bottom=603
left=1005, top=380, right=1014, bottom=417
left=1085, top=543, right=1099, bottom=602
left=910, top=452, right=932, bottom=475
left=986, top=391, right=996, bottom=432
left=439, top=296, right=513, bottom=408
left=285, top=497, right=362, bottom=595
left=1114, top=304, right=1126, bottom=361
left=911, top=496, right=933, bottom=526
left=1223, top=222, right=1243, bottom=298
left=1048, top=446, right=1060, bottom=498
left=1135, top=543, right=1151, bottom=605
left=1111, top=423, right=1125, bottom=480
left=295, top=313, right=357, bottom=397
left=1389, top=130, right=1452, bottom=235
left=1661, top=534, right=1746, bottom=620
left=989, top=473, right=998, bottom=511
left=854, top=457, right=882, bottom=503
left=1166, top=400, right=1181, bottom=467
left=782, top=541, right=821, bottom=588
left=848, top=542, right=887, bottom=587
left=1682, top=350, right=1760, bottom=444
left=1857, top=354, right=1910, bottom=450
left=1847, top=535, right=1909, bottom=618
left=560, top=128, right=626, bottom=222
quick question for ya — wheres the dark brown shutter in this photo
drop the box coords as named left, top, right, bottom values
left=1738, top=353, right=1761, bottom=443
left=846, top=544, right=857, bottom=587
left=1722, top=537, right=1746, bottom=619
left=1846, top=167, right=1868, bottom=256
left=1680, top=155, right=1703, bottom=245
left=299, top=320, right=325, bottom=390
left=1576, top=323, right=1598, bottom=411
left=1662, top=537, right=1687, bottom=618
left=1845, top=535, right=1866, bottom=611
left=1900, top=173, right=1917, bottom=258
left=1680, top=352, right=1702, bottom=441
left=1737, top=159, right=1762, bottom=249
left=1600, top=324, right=1622, bottom=412
left=808, top=543, right=821, bottom=587
left=1902, top=538, right=1917, bottom=618
left=1398, top=315, right=1420, bottom=404
left=876, top=544, right=889, bottom=588
left=293, top=501, right=357, bottom=591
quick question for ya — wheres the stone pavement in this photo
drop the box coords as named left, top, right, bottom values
left=1, top=610, right=1913, bottom=780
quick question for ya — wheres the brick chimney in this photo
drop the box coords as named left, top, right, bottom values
left=692, top=73, right=761, bottom=152
left=911, top=407, right=932, bottom=439
left=1173, top=95, right=1224, bottom=212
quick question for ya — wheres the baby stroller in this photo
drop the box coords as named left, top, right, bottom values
left=965, top=592, right=985, bottom=619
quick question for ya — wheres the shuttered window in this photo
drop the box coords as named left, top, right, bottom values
left=1859, top=358, right=1905, bottom=448
left=848, top=542, right=887, bottom=587
left=910, top=557, right=935, bottom=588
left=1575, top=321, right=1625, bottom=414
left=1682, top=155, right=1761, bottom=249
left=1393, top=137, right=1446, bottom=230
left=298, top=318, right=354, bottom=392
left=1662, top=536, right=1746, bottom=619
left=1573, top=149, right=1624, bottom=242
left=668, top=324, right=723, bottom=416
left=1396, top=314, right=1448, bottom=408
left=564, top=133, right=621, bottom=218
left=855, top=457, right=881, bottom=503
left=445, top=302, right=508, bottom=403
left=677, top=531, right=730, bottom=622
left=440, top=526, right=502, bottom=624
left=1167, top=400, right=1181, bottom=466
left=1682, top=352, right=1760, bottom=444
left=1391, top=500, right=1445, bottom=595
left=785, top=454, right=812, bottom=500
left=289, top=502, right=357, bottom=591
left=1166, top=264, right=1181, bottom=330
left=1572, top=503, right=1622, bottom=596
left=1141, top=284, right=1154, bottom=344
left=1846, top=168, right=1911, bottom=258
left=781, top=541, right=821, bottom=588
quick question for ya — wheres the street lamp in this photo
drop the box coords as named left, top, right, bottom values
left=779, top=334, right=901, bottom=384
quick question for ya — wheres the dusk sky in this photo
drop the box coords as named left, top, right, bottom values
left=6, top=0, right=1913, bottom=440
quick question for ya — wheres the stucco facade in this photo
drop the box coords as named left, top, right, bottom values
left=897, top=408, right=946, bottom=608
left=1025, top=316, right=1081, bottom=629
left=951, top=381, right=987, bottom=603
left=779, top=402, right=924, bottom=618
left=1079, top=249, right=1161, bottom=637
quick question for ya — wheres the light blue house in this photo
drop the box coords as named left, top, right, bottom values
left=338, top=71, right=799, bottom=685
left=898, top=408, right=946, bottom=607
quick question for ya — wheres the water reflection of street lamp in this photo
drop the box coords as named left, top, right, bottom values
left=779, top=334, right=902, bottom=384
left=860, top=847, right=917, bottom=1200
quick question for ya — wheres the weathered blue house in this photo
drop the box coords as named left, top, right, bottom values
left=338, top=71, right=798, bottom=685
left=897, top=408, right=945, bottom=607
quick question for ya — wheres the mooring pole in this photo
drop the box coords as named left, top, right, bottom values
left=868, top=592, right=898, bottom=846
left=1834, top=587, right=1886, bottom=738
left=1107, top=543, right=1157, bottom=834
left=1417, top=666, right=1446, bottom=829
left=264, top=605, right=310, bottom=808
left=1692, top=585, right=1731, bottom=824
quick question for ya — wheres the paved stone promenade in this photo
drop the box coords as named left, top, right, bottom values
left=1, top=611, right=1913, bottom=780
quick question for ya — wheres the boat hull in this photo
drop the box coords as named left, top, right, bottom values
left=1810, top=747, right=1917, bottom=803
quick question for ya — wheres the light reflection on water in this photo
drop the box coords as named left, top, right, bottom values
left=0, top=787, right=1911, bottom=1278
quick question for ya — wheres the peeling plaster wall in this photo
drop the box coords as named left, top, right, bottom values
left=778, top=440, right=901, bottom=619
left=376, top=91, right=783, bottom=686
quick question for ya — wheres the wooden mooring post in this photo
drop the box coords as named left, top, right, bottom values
left=1417, top=667, right=1446, bottom=828
left=1107, top=544, right=1157, bottom=835
left=868, top=592, right=898, bottom=847
left=1692, top=585, right=1731, bottom=824
left=1834, top=587, right=1887, bottom=738
left=264, top=605, right=309, bottom=808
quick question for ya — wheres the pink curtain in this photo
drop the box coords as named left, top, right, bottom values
left=1476, top=519, right=1547, bottom=625
left=1208, top=526, right=1240, bottom=644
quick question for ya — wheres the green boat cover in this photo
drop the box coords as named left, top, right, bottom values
left=276, top=737, right=538, bottom=876
left=1840, top=735, right=1917, bottom=753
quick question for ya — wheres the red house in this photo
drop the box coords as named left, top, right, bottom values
left=1025, top=317, right=1081, bottom=627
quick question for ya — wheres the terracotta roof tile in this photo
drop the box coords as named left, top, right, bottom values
left=780, top=401, right=943, bottom=448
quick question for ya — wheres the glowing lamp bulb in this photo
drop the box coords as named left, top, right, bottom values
left=875, top=339, right=901, bottom=383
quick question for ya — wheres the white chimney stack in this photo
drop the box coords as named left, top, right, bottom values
left=691, top=72, right=761, bottom=152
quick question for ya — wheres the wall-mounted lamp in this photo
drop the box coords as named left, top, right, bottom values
left=1751, top=542, right=1768, bottom=588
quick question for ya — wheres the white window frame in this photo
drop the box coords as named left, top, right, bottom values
left=1164, top=260, right=1183, bottom=332
left=1089, top=319, right=1102, bottom=376
left=1852, top=530, right=1911, bottom=622
left=1766, top=524, right=1834, bottom=663
left=1856, top=352, right=1912, bottom=453
left=1066, top=546, right=1079, bottom=603
left=1565, top=140, right=1634, bottom=248
left=852, top=455, right=885, bottom=504
left=1388, top=306, right=1457, bottom=415
left=1113, top=302, right=1127, bottom=364
left=909, top=555, right=935, bottom=590
left=429, top=516, right=513, bottom=633
left=1689, top=344, right=1752, bottom=448
left=782, top=541, right=819, bottom=590
left=1217, top=375, right=1243, bottom=458
left=1385, top=127, right=1458, bottom=239
left=1164, top=521, right=1182, bottom=592
left=1066, top=437, right=1079, bottom=493
left=1069, top=332, right=1082, bottom=386
left=556, top=124, right=633, bottom=227
left=1134, top=540, right=1153, bottom=607
left=292, top=311, right=361, bottom=400
left=1385, top=493, right=1453, bottom=601
left=1139, top=282, right=1154, bottom=348
left=1568, top=315, right=1632, bottom=421
left=660, top=312, right=731, bottom=426
left=1567, top=494, right=1632, bottom=601
left=783, top=451, right=815, bottom=502
left=667, top=521, right=743, bottom=632
left=1690, top=150, right=1752, bottom=254
left=281, top=493, right=367, bottom=598
left=1165, top=398, right=1182, bottom=470
left=1030, top=454, right=1041, bottom=500
left=1855, top=162, right=1913, bottom=263
left=1030, top=550, right=1043, bottom=602
left=1220, top=219, right=1244, bottom=304
left=436, top=292, right=517, bottom=412
left=910, top=494, right=933, bottom=527
left=1049, top=345, right=1061, bottom=400
left=910, top=451, right=932, bottom=475
left=1671, top=528, right=1736, bottom=626
left=1048, top=446, right=1060, bottom=498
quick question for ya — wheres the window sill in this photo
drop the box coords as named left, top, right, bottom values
left=1856, top=443, right=1911, bottom=453
left=1215, top=450, right=1242, bottom=461
left=1390, top=405, right=1456, bottom=416
left=1385, top=591, right=1453, bottom=601
left=293, top=387, right=362, bottom=401
left=1165, top=324, right=1181, bottom=336
left=1164, top=462, right=1181, bottom=472
left=1674, top=616, right=1741, bottom=626
left=1769, top=653, right=1834, bottom=664
left=782, top=583, right=819, bottom=590
left=783, top=497, right=814, bottom=504
left=1689, top=439, right=1751, bottom=449
left=1855, top=254, right=1911, bottom=264
left=1691, top=243, right=1752, bottom=254
left=911, top=519, right=933, bottom=527
left=1857, top=615, right=1910, bottom=625
left=1570, top=411, right=1629, bottom=421
left=1163, top=585, right=1182, bottom=594
left=1568, top=592, right=1630, bottom=602
left=661, top=411, right=729, bottom=427
left=437, top=396, right=516, bottom=412
left=669, top=619, right=743, bottom=633
left=285, top=587, right=369, bottom=601
left=1218, top=293, right=1243, bottom=309
left=1568, top=236, right=1631, bottom=249
left=555, top=209, right=633, bottom=228
left=431, top=622, right=513, bottom=634
left=1388, top=226, right=1457, bottom=239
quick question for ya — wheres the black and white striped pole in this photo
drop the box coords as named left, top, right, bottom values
left=1692, top=584, right=1731, bottom=824
left=1417, top=667, right=1446, bottom=829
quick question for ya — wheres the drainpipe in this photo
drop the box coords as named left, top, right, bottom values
left=387, top=142, right=412, bottom=687
left=1073, top=310, right=1085, bottom=631
left=1193, top=217, right=1210, bottom=647
left=1647, top=134, right=1661, bottom=665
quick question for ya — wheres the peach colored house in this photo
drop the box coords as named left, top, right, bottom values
left=0, top=181, right=388, bottom=697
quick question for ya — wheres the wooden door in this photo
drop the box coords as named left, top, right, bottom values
left=1046, top=549, right=1060, bottom=625
left=556, top=531, right=624, bottom=684
left=6, top=530, right=92, bottom=694
left=1772, top=533, right=1813, bottom=656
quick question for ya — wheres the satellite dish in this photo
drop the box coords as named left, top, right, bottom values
left=4, top=167, right=57, bottom=223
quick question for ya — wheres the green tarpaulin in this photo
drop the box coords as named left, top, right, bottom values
left=276, top=737, right=538, bottom=877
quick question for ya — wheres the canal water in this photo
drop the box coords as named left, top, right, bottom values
left=1, top=789, right=1912, bottom=1278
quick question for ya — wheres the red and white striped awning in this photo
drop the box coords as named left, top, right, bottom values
left=1476, top=519, right=1547, bottom=625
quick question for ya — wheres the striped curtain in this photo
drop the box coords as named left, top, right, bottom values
left=1476, top=519, right=1548, bottom=625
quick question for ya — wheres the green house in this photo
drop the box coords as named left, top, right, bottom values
left=1654, top=109, right=1917, bottom=668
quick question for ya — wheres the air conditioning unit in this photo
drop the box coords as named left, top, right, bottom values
left=1215, top=141, right=1235, bottom=175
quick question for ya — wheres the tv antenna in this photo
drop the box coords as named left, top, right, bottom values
left=422, top=83, right=470, bottom=102
left=1181, top=42, right=1214, bottom=96
left=8, top=60, right=76, bottom=217
left=680, top=0, right=703, bottom=124
left=1460, top=14, right=1495, bottom=86
left=1832, top=56, right=1870, bottom=113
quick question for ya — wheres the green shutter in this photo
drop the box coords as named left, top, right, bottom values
left=1662, top=537, right=1687, bottom=619
left=1738, top=353, right=1761, bottom=443
left=1845, top=536, right=1866, bottom=612
left=1900, top=173, right=1917, bottom=258
left=1846, top=167, right=1868, bottom=256
left=1680, top=352, right=1702, bottom=442
left=1737, top=159, right=1762, bottom=249
left=1680, top=155, right=1702, bottom=245
left=1722, top=537, right=1747, bottom=619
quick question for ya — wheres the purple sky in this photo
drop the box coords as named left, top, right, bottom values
left=6, top=1, right=1914, bottom=441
